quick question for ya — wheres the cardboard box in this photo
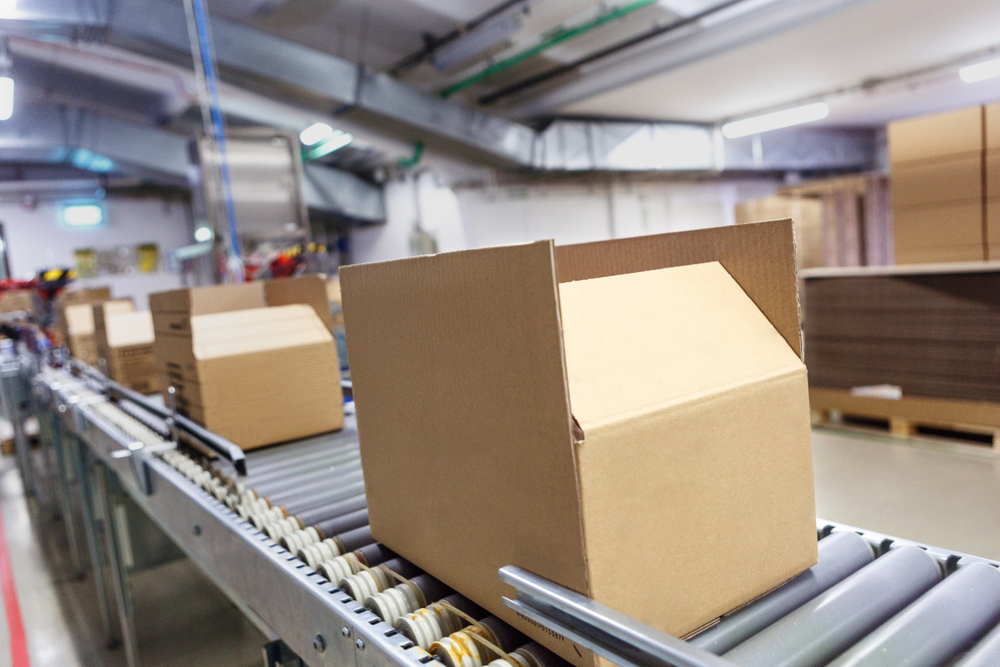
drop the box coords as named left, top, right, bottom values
left=895, top=245, right=986, bottom=264
left=987, top=150, right=1000, bottom=200
left=55, top=287, right=113, bottom=351
left=891, top=155, right=983, bottom=207
left=153, top=304, right=343, bottom=449
left=989, top=198, right=1000, bottom=257
left=150, top=277, right=333, bottom=337
left=893, top=200, right=985, bottom=262
left=734, top=196, right=823, bottom=269
left=341, top=220, right=817, bottom=667
left=0, top=290, right=34, bottom=315
left=326, top=277, right=345, bottom=327
left=888, top=106, right=984, bottom=167
left=93, top=302, right=161, bottom=395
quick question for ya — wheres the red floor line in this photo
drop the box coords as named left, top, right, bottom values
left=0, top=488, right=30, bottom=667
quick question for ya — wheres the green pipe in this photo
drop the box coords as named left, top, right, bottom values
left=399, top=140, right=425, bottom=168
left=439, top=0, right=660, bottom=99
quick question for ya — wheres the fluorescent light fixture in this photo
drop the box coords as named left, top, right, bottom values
left=194, top=225, right=214, bottom=243
left=299, top=122, right=333, bottom=146
left=960, top=57, right=1000, bottom=83
left=0, top=78, right=13, bottom=121
left=0, top=0, right=16, bottom=19
left=722, top=102, right=829, bottom=139
left=61, top=204, right=105, bottom=228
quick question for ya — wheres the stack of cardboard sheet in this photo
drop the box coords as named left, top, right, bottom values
left=93, top=300, right=160, bottom=394
left=342, top=220, right=817, bottom=667
left=55, top=287, right=112, bottom=364
left=889, top=106, right=986, bottom=264
left=150, top=277, right=342, bottom=449
left=988, top=103, right=999, bottom=260
left=804, top=265, right=1000, bottom=403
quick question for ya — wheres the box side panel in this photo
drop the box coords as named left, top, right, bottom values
left=888, top=106, right=984, bottom=166
left=577, top=370, right=817, bottom=638
left=341, top=242, right=590, bottom=643
left=554, top=220, right=802, bottom=359
left=264, top=275, right=335, bottom=333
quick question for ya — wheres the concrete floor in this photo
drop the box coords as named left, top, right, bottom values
left=0, top=427, right=997, bottom=666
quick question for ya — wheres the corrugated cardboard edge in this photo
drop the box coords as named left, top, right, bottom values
left=554, top=219, right=804, bottom=360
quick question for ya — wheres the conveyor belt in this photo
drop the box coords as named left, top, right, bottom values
left=29, top=363, right=1000, bottom=667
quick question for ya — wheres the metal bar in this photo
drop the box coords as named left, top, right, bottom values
left=826, top=562, right=1000, bottom=667
left=500, top=565, right=734, bottom=667
left=722, top=546, right=943, bottom=667
left=70, top=434, right=119, bottom=648
left=72, top=361, right=247, bottom=475
left=45, top=412, right=85, bottom=578
left=690, top=531, right=874, bottom=654
left=95, top=462, right=141, bottom=667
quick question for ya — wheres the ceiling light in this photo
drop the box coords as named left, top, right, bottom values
left=0, top=78, right=13, bottom=121
left=0, top=0, right=16, bottom=19
left=722, top=102, right=829, bottom=139
left=303, top=131, right=353, bottom=160
left=194, top=226, right=214, bottom=243
left=299, top=122, right=334, bottom=146
left=61, top=204, right=105, bottom=228
left=960, top=57, right=1000, bottom=83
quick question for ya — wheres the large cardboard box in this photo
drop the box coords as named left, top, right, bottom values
left=55, top=287, right=112, bottom=351
left=93, top=302, right=160, bottom=395
left=151, top=303, right=343, bottom=449
left=888, top=106, right=984, bottom=167
left=987, top=102, right=1000, bottom=152
left=989, top=198, right=1000, bottom=260
left=341, top=220, right=817, bottom=667
left=891, top=155, right=983, bottom=207
left=893, top=201, right=985, bottom=264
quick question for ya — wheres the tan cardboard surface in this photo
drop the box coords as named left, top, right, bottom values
left=0, top=290, right=34, bottom=314
left=888, top=106, right=984, bottom=167
left=895, top=244, right=986, bottom=264
left=893, top=201, right=985, bottom=249
left=342, top=242, right=588, bottom=660
left=987, top=103, right=1000, bottom=152
left=891, top=155, right=983, bottom=206
left=264, top=275, right=335, bottom=333
left=67, top=333, right=98, bottom=364
left=57, top=287, right=112, bottom=307
left=64, top=304, right=97, bottom=336
left=105, top=311, right=155, bottom=348
left=149, top=282, right=265, bottom=315
left=989, top=198, right=1000, bottom=249
left=553, top=219, right=802, bottom=359
left=560, top=262, right=815, bottom=637
left=987, top=150, right=1000, bottom=200
left=190, top=305, right=333, bottom=360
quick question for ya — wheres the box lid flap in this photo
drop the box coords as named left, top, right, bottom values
left=64, top=303, right=95, bottom=335
left=341, top=241, right=590, bottom=602
left=96, top=300, right=135, bottom=322
left=150, top=282, right=265, bottom=314
left=555, top=219, right=802, bottom=359
left=560, top=262, right=805, bottom=432
left=105, top=311, right=155, bottom=348
left=263, top=275, right=335, bottom=333
left=190, top=304, right=333, bottom=359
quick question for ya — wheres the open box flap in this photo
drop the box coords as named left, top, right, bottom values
left=341, top=241, right=591, bottom=611
left=555, top=219, right=803, bottom=359
left=559, top=262, right=805, bottom=435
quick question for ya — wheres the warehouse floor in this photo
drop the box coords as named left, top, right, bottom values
left=0, top=428, right=997, bottom=666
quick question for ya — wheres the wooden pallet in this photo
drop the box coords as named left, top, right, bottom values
left=810, top=387, right=1000, bottom=448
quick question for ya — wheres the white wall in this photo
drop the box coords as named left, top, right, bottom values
left=350, top=172, right=780, bottom=264
left=0, top=196, right=192, bottom=309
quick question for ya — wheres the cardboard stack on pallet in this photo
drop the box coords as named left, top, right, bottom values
left=149, top=277, right=343, bottom=450
left=55, top=288, right=113, bottom=364
left=93, top=300, right=161, bottom=395
left=889, top=106, right=987, bottom=264
left=803, top=265, right=1000, bottom=405
left=988, top=102, right=1000, bottom=260
left=342, top=220, right=817, bottom=667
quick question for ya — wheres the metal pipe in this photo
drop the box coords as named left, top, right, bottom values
left=691, top=531, right=874, bottom=654
left=477, top=0, right=746, bottom=105
left=226, top=442, right=359, bottom=478
left=723, top=546, right=943, bottom=667
left=299, top=497, right=368, bottom=532
left=245, top=458, right=362, bottom=497
left=440, top=0, right=662, bottom=99
left=827, top=562, right=1000, bottom=667
left=262, top=471, right=365, bottom=513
